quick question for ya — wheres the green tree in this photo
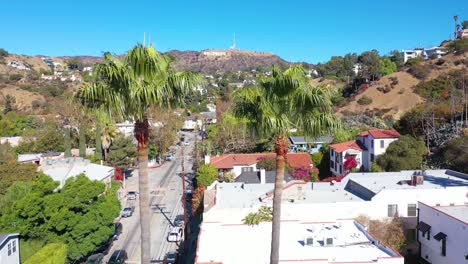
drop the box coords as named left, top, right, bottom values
left=106, top=135, right=137, bottom=170
left=75, top=44, right=202, bottom=263
left=196, top=163, right=219, bottom=187
left=15, top=121, right=65, bottom=154
left=79, top=123, right=86, bottom=157
left=0, top=48, right=8, bottom=57
left=370, top=163, right=384, bottom=172
left=441, top=136, right=468, bottom=173
left=375, top=135, right=427, bottom=171
left=24, top=243, right=68, bottom=264
left=358, top=50, right=381, bottom=80
left=378, top=57, right=397, bottom=76
left=233, top=66, right=340, bottom=263
left=95, top=122, right=103, bottom=160
left=243, top=206, right=273, bottom=226
left=390, top=50, right=404, bottom=69
left=3, top=95, right=16, bottom=114
left=0, top=145, right=39, bottom=194
left=66, top=57, right=84, bottom=71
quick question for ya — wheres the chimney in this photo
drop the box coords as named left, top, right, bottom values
left=260, top=169, right=266, bottom=184
left=204, top=155, right=211, bottom=164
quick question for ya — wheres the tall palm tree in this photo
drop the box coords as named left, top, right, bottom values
left=75, top=44, right=202, bottom=263
left=233, top=66, right=340, bottom=264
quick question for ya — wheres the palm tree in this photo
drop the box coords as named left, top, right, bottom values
left=233, top=66, right=340, bottom=264
left=75, top=44, right=202, bottom=263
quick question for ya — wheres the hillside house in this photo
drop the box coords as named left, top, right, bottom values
left=40, top=157, right=114, bottom=188
left=0, top=136, right=24, bottom=147
left=289, top=136, right=333, bottom=154
left=7, top=60, right=30, bottom=71
left=329, top=129, right=400, bottom=176
left=400, top=47, right=446, bottom=63
left=417, top=202, right=468, bottom=264
left=205, top=153, right=313, bottom=177
left=182, top=117, right=202, bottom=131
left=200, top=112, right=217, bottom=125
left=0, top=233, right=20, bottom=264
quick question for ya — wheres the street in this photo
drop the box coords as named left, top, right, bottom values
left=103, top=132, right=195, bottom=263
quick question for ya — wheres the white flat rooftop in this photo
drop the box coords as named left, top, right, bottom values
left=435, top=205, right=468, bottom=223
left=197, top=220, right=402, bottom=264
left=348, top=170, right=468, bottom=194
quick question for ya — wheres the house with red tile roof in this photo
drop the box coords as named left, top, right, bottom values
left=205, top=153, right=313, bottom=177
left=329, top=129, right=400, bottom=176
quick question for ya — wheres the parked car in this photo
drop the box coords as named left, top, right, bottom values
left=121, top=207, right=134, bottom=218
left=86, top=253, right=104, bottom=264
left=165, top=153, right=174, bottom=161
left=108, top=250, right=127, bottom=264
left=113, top=222, right=122, bottom=240
left=167, top=226, right=183, bottom=242
left=127, top=191, right=137, bottom=200
left=164, top=252, right=177, bottom=264
left=183, top=141, right=190, bottom=146
left=174, top=215, right=184, bottom=227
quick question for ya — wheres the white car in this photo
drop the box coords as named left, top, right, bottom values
left=183, top=141, right=190, bottom=146
left=127, top=191, right=137, bottom=200
left=167, top=227, right=183, bottom=242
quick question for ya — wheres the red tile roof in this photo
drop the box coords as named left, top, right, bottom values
left=210, top=153, right=312, bottom=169
left=329, top=140, right=363, bottom=153
left=358, top=129, right=400, bottom=139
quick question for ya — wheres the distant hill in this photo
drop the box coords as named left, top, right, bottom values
left=57, top=49, right=303, bottom=74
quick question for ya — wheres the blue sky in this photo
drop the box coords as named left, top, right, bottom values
left=1, top=0, right=466, bottom=63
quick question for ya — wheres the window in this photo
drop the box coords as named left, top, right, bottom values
left=388, top=204, right=398, bottom=217
left=330, top=161, right=335, bottom=169
left=441, top=238, right=446, bottom=256
left=8, top=243, right=11, bottom=256
left=330, top=149, right=334, bottom=156
left=371, top=140, right=374, bottom=149
left=370, top=154, right=375, bottom=162
left=380, top=140, right=384, bottom=148
left=339, top=166, right=342, bottom=174
left=326, top=238, right=333, bottom=246
left=241, top=167, right=253, bottom=172
left=407, top=204, right=417, bottom=217
left=12, top=240, right=16, bottom=253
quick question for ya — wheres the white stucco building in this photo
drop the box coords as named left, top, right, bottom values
left=196, top=220, right=404, bottom=264
left=417, top=202, right=468, bottom=264
left=329, top=129, right=400, bottom=176
left=0, top=233, right=20, bottom=264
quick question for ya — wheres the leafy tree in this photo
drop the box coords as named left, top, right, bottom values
left=106, top=135, right=137, bottom=170
left=66, top=58, right=84, bottom=71
left=0, top=113, right=39, bottom=137
left=0, top=174, right=121, bottom=261
left=243, top=206, right=273, bottom=226
left=196, top=164, right=219, bottom=187
left=358, top=50, right=381, bottom=80
left=257, top=157, right=276, bottom=170
left=24, top=243, right=68, bottom=264
left=15, top=121, right=65, bottom=154
left=0, top=145, right=39, bottom=194
left=233, top=66, right=340, bottom=263
left=3, top=95, right=16, bottom=114
left=75, top=44, right=202, bottom=263
left=370, top=163, right=384, bottom=172
left=378, top=57, right=397, bottom=76
left=390, top=50, right=404, bottom=69
left=0, top=181, right=32, bottom=216
left=0, top=143, right=16, bottom=164
left=375, top=135, right=427, bottom=171
left=0, top=48, right=8, bottom=57
left=440, top=136, right=468, bottom=173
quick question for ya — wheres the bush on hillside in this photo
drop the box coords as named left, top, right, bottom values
left=357, top=96, right=373, bottom=105
left=408, top=64, right=430, bottom=80
left=0, top=48, right=8, bottom=58
left=9, top=74, right=23, bottom=82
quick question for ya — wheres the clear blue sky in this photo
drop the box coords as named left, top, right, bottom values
left=1, top=0, right=466, bottom=63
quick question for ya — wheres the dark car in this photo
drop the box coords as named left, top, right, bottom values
left=121, top=207, right=134, bottom=217
left=113, top=222, right=123, bottom=240
left=108, top=250, right=127, bottom=264
left=164, top=252, right=177, bottom=264
left=174, top=215, right=184, bottom=227
left=86, top=253, right=104, bottom=264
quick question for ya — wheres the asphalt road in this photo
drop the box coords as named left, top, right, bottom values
left=103, top=132, right=195, bottom=264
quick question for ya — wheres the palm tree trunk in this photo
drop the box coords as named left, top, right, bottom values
left=270, top=134, right=288, bottom=264
left=135, top=118, right=151, bottom=264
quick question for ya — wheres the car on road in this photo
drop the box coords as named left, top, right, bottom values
left=121, top=207, right=134, bottom=218
left=86, top=253, right=104, bottom=264
left=164, top=252, right=177, bottom=264
left=165, top=153, right=174, bottom=161
left=108, top=250, right=127, bottom=264
left=174, top=215, right=184, bottom=227
left=183, top=141, right=190, bottom=146
left=127, top=191, right=137, bottom=200
left=167, top=226, right=183, bottom=242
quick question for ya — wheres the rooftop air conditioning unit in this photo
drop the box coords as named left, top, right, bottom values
left=305, top=237, right=313, bottom=246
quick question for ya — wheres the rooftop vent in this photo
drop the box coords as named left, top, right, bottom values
left=411, top=171, right=424, bottom=186
left=305, top=237, right=313, bottom=246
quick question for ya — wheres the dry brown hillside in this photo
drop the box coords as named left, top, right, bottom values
left=338, top=52, right=467, bottom=119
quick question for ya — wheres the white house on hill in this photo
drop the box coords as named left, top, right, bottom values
left=0, top=233, right=20, bottom=264
left=329, top=129, right=400, bottom=176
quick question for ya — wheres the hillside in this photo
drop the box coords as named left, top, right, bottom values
left=337, top=52, right=467, bottom=119
left=166, top=49, right=293, bottom=73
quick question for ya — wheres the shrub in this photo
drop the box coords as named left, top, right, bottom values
left=435, top=59, right=445, bottom=66
left=408, top=64, right=430, bottom=80
left=23, top=243, right=67, bottom=264
left=31, top=100, right=46, bottom=108
left=256, top=157, right=276, bottom=170
left=389, top=76, right=399, bottom=86
left=196, top=163, right=219, bottom=187
left=405, top=57, right=424, bottom=66
left=357, top=96, right=373, bottom=105
left=0, top=48, right=8, bottom=57
left=9, top=74, right=23, bottom=81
